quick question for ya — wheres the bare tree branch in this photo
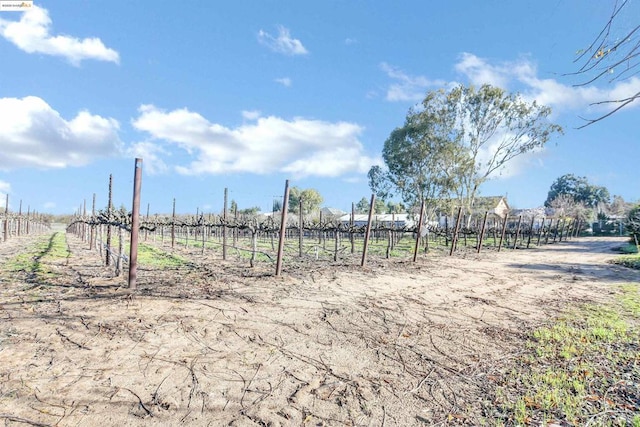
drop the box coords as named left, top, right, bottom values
left=568, top=0, right=640, bottom=127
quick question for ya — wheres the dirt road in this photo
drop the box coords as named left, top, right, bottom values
left=0, top=231, right=638, bottom=426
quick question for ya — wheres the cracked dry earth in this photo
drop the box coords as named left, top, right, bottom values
left=0, top=229, right=638, bottom=426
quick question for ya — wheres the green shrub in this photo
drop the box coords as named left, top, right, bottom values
left=627, top=205, right=640, bottom=245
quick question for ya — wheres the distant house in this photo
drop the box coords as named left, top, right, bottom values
left=338, top=213, right=415, bottom=228
left=320, top=207, right=346, bottom=218
left=437, top=196, right=510, bottom=227
left=510, top=207, right=547, bottom=220
left=471, top=196, right=510, bottom=218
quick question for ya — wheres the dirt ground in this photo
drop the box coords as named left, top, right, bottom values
left=1, top=228, right=639, bottom=426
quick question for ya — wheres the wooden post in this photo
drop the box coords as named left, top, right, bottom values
left=477, top=211, right=489, bottom=253
left=275, top=180, right=290, bottom=276
left=553, top=219, right=561, bottom=242
left=350, top=202, right=355, bottom=254
left=90, top=193, right=96, bottom=250
left=17, top=200, right=22, bottom=237
left=171, top=198, right=176, bottom=248
left=223, top=188, right=228, bottom=260
left=449, top=207, right=463, bottom=256
left=128, top=158, right=142, bottom=289
left=513, top=215, right=523, bottom=249
left=298, top=198, right=303, bottom=257
left=413, top=199, right=425, bottom=262
left=144, top=203, right=150, bottom=242
left=334, top=225, right=340, bottom=262
left=3, top=194, right=8, bottom=242
left=106, top=174, right=113, bottom=266
left=526, top=216, right=536, bottom=248
left=233, top=205, right=238, bottom=248
left=116, top=226, right=123, bottom=276
left=360, top=194, right=375, bottom=267
left=537, top=218, right=545, bottom=246
left=558, top=218, right=567, bottom=241
left=498, top=215, right=508, bottom=252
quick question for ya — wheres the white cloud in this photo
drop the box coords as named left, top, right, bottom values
left=132, top=105, right=381, bottom=178
left=378, top=53, right=639, bottom=181
left=380, top=62, right=446, bottom=102
left=0, top=96, right=122, bottom=170
left=258, top=25, right=308, bottom=56
left=0, top=5, right=119, bottom=65
left=454, top=53, right=640, bottom=115
left=345, top=38, right=358, bottom=45
left=382, top=53, right=639, bottom=117
left=242, top=110, right=262, bottom=120
left=43, top=202, right=56, bottom=210
left=126, top=142, right=169, bottom=175
left=275, top=77, right=292, bottom=87
left=454, top=52, right=512, bottom=88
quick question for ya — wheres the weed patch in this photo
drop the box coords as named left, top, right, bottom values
left=137, top=244, right=190, bottom=268
left=611, top=253, right=640, bottom=270
left=2, top=232, right=70, bottom=281
left=485, top=284, right=640, bottom=426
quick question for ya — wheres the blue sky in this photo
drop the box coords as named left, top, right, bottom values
left=0, top=0, right=638, bottom=215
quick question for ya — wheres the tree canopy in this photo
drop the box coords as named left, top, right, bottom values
left=369, top=84, right=562, bottom=217
left=627, top=204, right=640, bottom=244
left=355, top=196, right=388, bottom=214
left=544, top=174, right=611, bottom=208
left=288, top=187, right=323, bottom=214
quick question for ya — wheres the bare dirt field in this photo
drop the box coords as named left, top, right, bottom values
left=1, top=229, right=638, bottom=426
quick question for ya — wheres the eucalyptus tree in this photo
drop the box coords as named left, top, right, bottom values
left=288, top=187, right=323, bottom=214
left=370, top=84, right=562, bottom=219
left=355, top=196, right=388, bottom=214
left=445, top=84, right=562, bottom=216
left=368, top=92, right=470, bottom=218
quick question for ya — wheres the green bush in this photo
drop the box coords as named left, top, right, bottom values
left=627, top=205, right=640, bottom=245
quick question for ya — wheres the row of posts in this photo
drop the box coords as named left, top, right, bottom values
left=68, top=159, right=585, bottom=289
left=1, top=195, right=48, bottom=242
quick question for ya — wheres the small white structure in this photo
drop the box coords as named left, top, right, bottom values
left=338, top=213, right=415, bottom=228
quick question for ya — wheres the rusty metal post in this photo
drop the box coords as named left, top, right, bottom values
left=360, top=194, right=376, bottom=267
left=128, top=158, right=142, bottom=289
left=413, top=199, right=426, bottom=262
left=275, top=180, right=290, bottom=276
